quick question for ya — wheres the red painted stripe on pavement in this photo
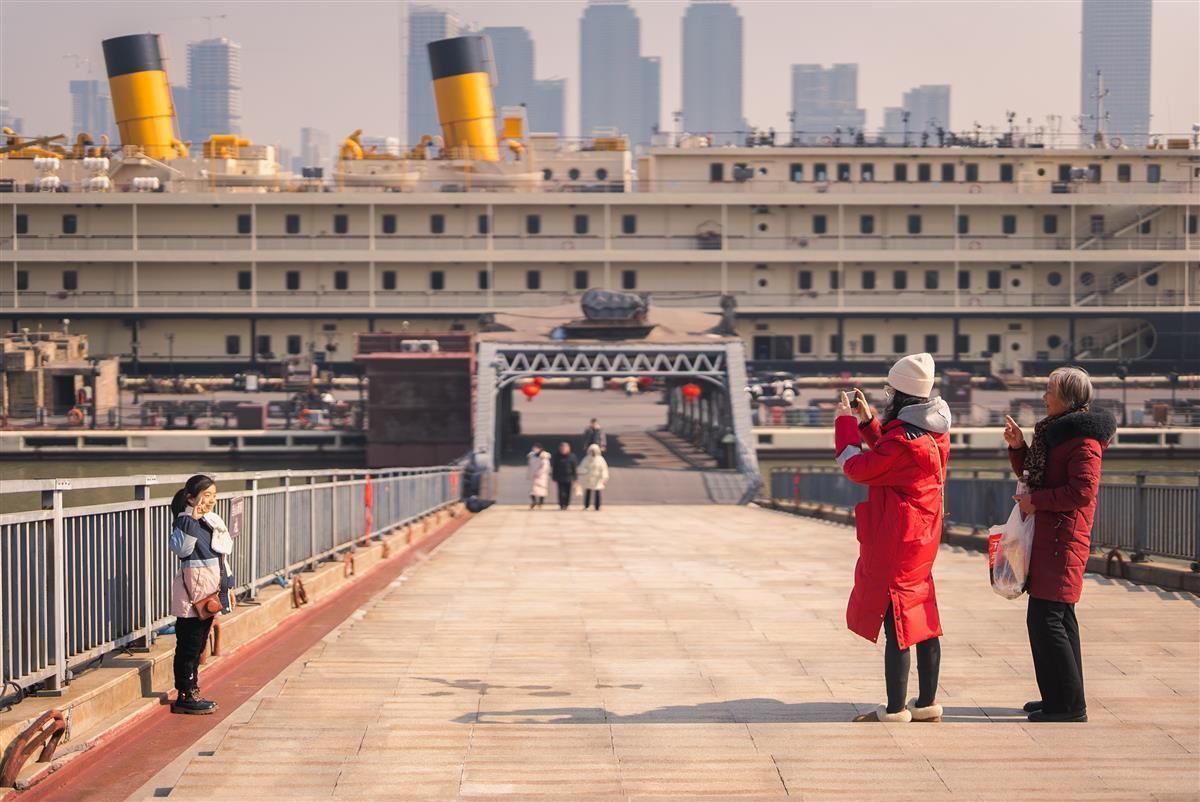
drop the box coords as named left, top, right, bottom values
left=16, top=515, right=470, bottom=802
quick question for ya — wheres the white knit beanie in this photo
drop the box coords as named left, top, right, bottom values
left=888, top=353, right=936, bottom=398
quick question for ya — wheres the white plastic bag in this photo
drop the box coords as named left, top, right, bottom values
left=987, top=503, right=1035, bottom=599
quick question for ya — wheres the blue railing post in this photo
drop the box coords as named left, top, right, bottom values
left=246, top=475, right=259, bottom=600
left=281, top=472, right=292, bottom=574
left=1132, top=472, right=1148, bottom=562
left=40, top=481, right=67, bottom=695
left=131, top=476, right=156, bottom=652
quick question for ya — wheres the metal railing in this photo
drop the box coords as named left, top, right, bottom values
left=767, top=467, right=1200, bottom=565
left=0, top=465, right=461, bottom=696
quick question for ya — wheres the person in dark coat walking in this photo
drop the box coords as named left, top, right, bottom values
left=550, top=441, right=578, bottom=510
left=582, top=418, right=607, bottom=453
left=835, top=353, right=951, bottom=723
left=1006, top=366, right=1115, bottom=723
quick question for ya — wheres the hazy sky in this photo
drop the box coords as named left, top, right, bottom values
left=2, top=0, right=1196, bottom=153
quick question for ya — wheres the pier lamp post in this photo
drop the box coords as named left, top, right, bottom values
left=1115, top=363, right=1128, bottom=425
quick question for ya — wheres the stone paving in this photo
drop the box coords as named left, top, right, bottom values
left=144, top=505, right=1200, bottom=801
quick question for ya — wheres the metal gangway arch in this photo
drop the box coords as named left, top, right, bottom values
left=472, top=340, right=760, bottom=488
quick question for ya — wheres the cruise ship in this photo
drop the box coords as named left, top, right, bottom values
left=2, top=32, right=1198, bottom=380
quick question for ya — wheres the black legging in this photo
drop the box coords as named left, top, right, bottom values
left=556, top=480, right=572, bottom=509
left=882, top=603, right=940, bottom=713
left=584, top=489, right=602, bottom=510
left=173, top=615, right=214, bottom=694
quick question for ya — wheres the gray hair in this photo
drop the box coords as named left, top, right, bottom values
left=1048, top=366, right=1094, bottom=411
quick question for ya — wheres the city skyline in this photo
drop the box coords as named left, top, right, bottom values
left=1, top=0, right=1195, bottom=155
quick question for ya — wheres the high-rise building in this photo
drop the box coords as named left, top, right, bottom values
left=171, top=85, right=192, bottom=144
left=580, top=0, right=658, bottom=145
left=531, top=79, right=566, bottom=134
left=0, top=98, right=25, bottom=135
left=1080, top=0, right=1151, bottom=146
left=880, top=85, right=951, bottom=143
left=69, top=80, right=115, bottom=143
left=186, top=38, right=241, bottom=143
left=681, top=1, right=744, bottom=145
left=299, top=127, right=332, bottom=170
left=790, top=64, right=866, bottom=143
left=482, top=27, right=534, bottom=110
left=481, top=26, right=566, bottom=135
left=639, top=57, right=661, bottom=144
left=407, top=6, right=461, bottom=144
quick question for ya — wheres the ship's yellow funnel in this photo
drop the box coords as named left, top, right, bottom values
left=102, top=33, right=187, bottom=160
left=427, top=35, right=499, bottom=161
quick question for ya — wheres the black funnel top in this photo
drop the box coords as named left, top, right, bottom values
left=428, top=35, right=489, bottom=81
left=102, top=33, right=164, bottom=78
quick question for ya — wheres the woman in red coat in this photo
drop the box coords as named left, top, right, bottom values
left=1006, top=366, right=1115, bottom=723
left=834, top=353, right=951, bottom=723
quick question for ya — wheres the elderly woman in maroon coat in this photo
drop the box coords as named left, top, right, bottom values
left=1006, top=366, right=1116, bottom=723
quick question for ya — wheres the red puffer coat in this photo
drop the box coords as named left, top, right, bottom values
left=1008, top=409, right=1116, bottom=604
left=834, top=398, right=951, bottom=650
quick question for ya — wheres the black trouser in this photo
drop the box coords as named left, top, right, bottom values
left=556, top=480, right=572, bottom=509
left=173, top=615, right=214, bottom=694
left=882, top=603, right=940, bottom=713
left=584, top=489, right=602, bottom=510
left=1027, top=596, right=1085, bottom=714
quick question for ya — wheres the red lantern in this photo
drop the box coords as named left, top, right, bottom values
left=681, top=383, right=702, bottom=403
left=533, top=376, right=546, bottom=387
left=638, top=376, right=653, bottom=387
left=521, top=383, right=541, bottom=401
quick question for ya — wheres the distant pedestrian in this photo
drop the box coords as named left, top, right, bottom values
left=834, top=353, right=951, bottom=723
left=582, top=418, right=607, bottom=454
left=527, top=443, right=549, bottom=509
left=550, top=441, right=578, bottom=510
left=1006, top=366, right=1115, bottom=723
left=578, top=443, right=610, bottom=510
left=168, top=474, right=225, bottom=715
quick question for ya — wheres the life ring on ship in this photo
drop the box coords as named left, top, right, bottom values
left=67, top=407, right=85, bottom=426
left=969, top=184, right=982, bottom=194
left=561, top=240, right=575, bottom=250
left=968, top=296, right=982, bottom=307
left=819, top=136, right=833, bottom=145
left=968, top=240, right=982, bottom=250
left=793, top=237, right=809, bottom=248
left=1110, top=137, right=1123, bottom=149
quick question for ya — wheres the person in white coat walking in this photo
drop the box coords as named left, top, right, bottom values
left=577, top=443, right=610, bottom=510
left=527, top=444, right=550, bottom=508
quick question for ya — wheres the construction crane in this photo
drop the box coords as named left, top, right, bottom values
left=170, top=13, right=228, bottom=37
left=63, top=54, right=94, bottom=74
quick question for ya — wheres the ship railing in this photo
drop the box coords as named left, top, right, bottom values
left=633, top=178, right=1197, bottom=195
left=6, top=288, right=1195, bottom=312
left=5, top=232, right=1194, bottom=255
left=0, top=465, right=463, bottom=698
left=764, top=466, right=1199, bottom=565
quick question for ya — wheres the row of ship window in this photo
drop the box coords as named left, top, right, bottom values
left=11, top=269, right=640, bottom=293
left=22, top=213, right=1195, bottom=237
left=716, top=162, right=1167, bottom=184
left=753, top=332, right=1068, bottom=358
left=19, top=267, right=1142, bottom=294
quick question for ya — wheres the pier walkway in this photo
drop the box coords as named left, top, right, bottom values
left=111, top=505, right=1199, bottom=801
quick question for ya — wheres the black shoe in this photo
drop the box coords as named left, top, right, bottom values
left=1027, top=708, right=1086, bottom=723
left=172, top=690, right=218, bottom=715
left=1023, top=700, right=1043, bottom=713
